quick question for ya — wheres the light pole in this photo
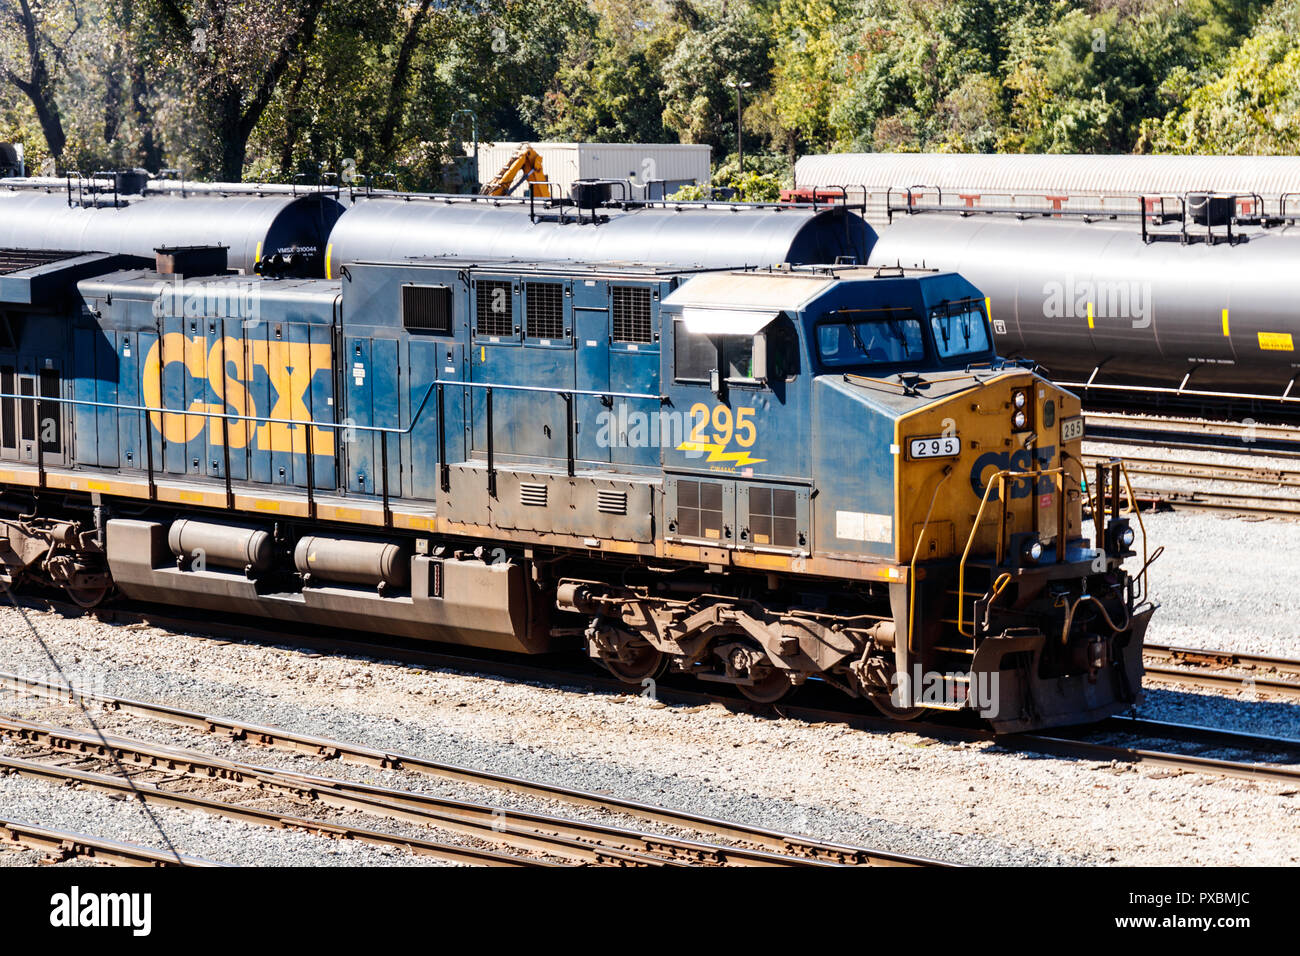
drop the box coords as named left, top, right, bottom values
left=725, top=79, right=752, bottom=175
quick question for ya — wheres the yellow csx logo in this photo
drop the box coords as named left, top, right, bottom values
left=677, top=403, right=765, bottom=468
left=142, top=333, right=334, bottom=455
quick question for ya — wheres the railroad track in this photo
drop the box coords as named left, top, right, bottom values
left=1142, top=643, right=1300, bottom=700
left=1080, top=450, right=1300, bottom=518
left=1113, top=484, right=1300, bottom=518
left=0, top=748, right=548, bottom=868
left=1088, top=453, right=1300, bottom=490
left=5, top=597, right=1298, bottom=842
left=1026, top=716, right=1300, bottom=785
left=0, top=714, right=867, bottom=867
left=1083, top=412, right=1300, bottom=457
left=0, top=671, right=939, bottom=867
left=0, top=817, right=225, bottom=867
left=3, top=640, right=1297, bottom=802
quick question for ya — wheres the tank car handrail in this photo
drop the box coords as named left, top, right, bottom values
left=1060, top=377, right=1300, bottom=405
left=527, top=180, right=570, bottom=223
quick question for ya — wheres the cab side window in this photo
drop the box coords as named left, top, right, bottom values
left=674, top=322, right=715, bottom=382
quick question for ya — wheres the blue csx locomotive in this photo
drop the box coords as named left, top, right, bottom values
left=0, top=240, right=1154, bottom=731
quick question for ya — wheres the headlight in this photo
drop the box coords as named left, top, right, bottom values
left=1013, top=410, right=1027, bottom=429
left=1120, top=527, right=1136, bottom=548
left=1023, top=539, right=1043, bottom=562
left=1013, top=391, right=1027, bottom=409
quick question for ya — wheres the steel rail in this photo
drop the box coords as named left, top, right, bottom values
left=1096, top=715, right=1300, bottom=756
left=0, top=752, right=546, bottom=867
left=1140, top=666, right=1300, bottom=700
left=1005, top=732, right=1300, bottom=784
left=1083, top=412, right=1300, bottom=442
left=1082, top=453, right=1300, bottom=490
left=1081, top=414, right=1300, bottom=458
left=1122, top=485, right=1300, bottom=518
left=0, top=817, right=225, bottom=867
left=0, top=715, right=822, bottom=867
left=1078, top=451, right=1300, bottom=519
left=0, top=668, right=939, bottom=867
left=1145, top=643, right=1300, bottom=678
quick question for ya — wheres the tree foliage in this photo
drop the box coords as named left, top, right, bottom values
left=0, top=0, right=1296, bottom=186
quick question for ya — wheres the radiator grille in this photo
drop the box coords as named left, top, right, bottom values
left=520, top=482, right=548, bottom=507
left=675, top=479, right=723, bottom=540
left=402, top=285, right=452, bottom=334
left=525, top=282, right=564, bottom=339
left=611, top=286, right=652, bottom=343
left=749, top=487, right=798, bottom=548
left=597, top=490, right=627, bottom=515
left=475, top=280, right=514, bottom=337
left=0, top=249, right=74, bottom=275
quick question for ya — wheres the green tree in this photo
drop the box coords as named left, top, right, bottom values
left=660, top=2, right=774, bottom=152
left=1145, top=29, right=1300, bottom=154
left=537, top=0, right=677, bottom=143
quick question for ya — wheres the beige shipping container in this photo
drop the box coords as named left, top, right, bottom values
left=476, top=142, right=711, bottom=199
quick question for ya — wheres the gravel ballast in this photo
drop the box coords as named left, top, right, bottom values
left=0, top=504, right=1297, bottom=869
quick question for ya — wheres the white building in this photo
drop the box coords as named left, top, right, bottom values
left=475, top=142, right=711, bottom=200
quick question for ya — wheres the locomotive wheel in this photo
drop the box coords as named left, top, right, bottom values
left=602, top=643, right=667, bottom=685
left=866, top=691, right=927, bottom=722
left=737, top=661, right=793, bottom=704
left=63, top=581, right=110, bottom=609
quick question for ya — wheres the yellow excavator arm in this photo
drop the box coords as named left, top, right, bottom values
left=480, top=144, right=551, bottom=198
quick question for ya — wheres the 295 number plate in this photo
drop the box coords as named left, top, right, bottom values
left=908, top=435, right=961, bottom=459
left=1060, top=416, right=1085, bottom=443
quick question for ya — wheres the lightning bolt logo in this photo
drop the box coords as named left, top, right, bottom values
left=676, top=441, right=767, bottom=467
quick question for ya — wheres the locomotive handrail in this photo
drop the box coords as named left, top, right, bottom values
left=0, top=387, right=436, bottom=437
left=956, top=467, right=1066, bottom=639
left=432, top=379, right=661, bottom=402
left=0, top=384, right=436, bottom=528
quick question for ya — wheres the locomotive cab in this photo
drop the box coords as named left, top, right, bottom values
left=657, top=264, right=1153, bottom=730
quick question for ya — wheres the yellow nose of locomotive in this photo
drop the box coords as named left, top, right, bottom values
left=894, top=370, right=1085, bottom=567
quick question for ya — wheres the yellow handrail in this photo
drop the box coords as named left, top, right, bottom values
left=956, top=467, right=1065, bottom=638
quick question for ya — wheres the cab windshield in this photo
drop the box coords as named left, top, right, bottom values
left=815, top=310, right=926, bottom=368
left=930, top=302, right=992, bottom=360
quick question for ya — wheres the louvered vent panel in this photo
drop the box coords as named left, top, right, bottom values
left=520, top=482, right=548, bottom=507
left=403, top=285, right=452, bottom=333
left=597, top=490, right=627, bottom=515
